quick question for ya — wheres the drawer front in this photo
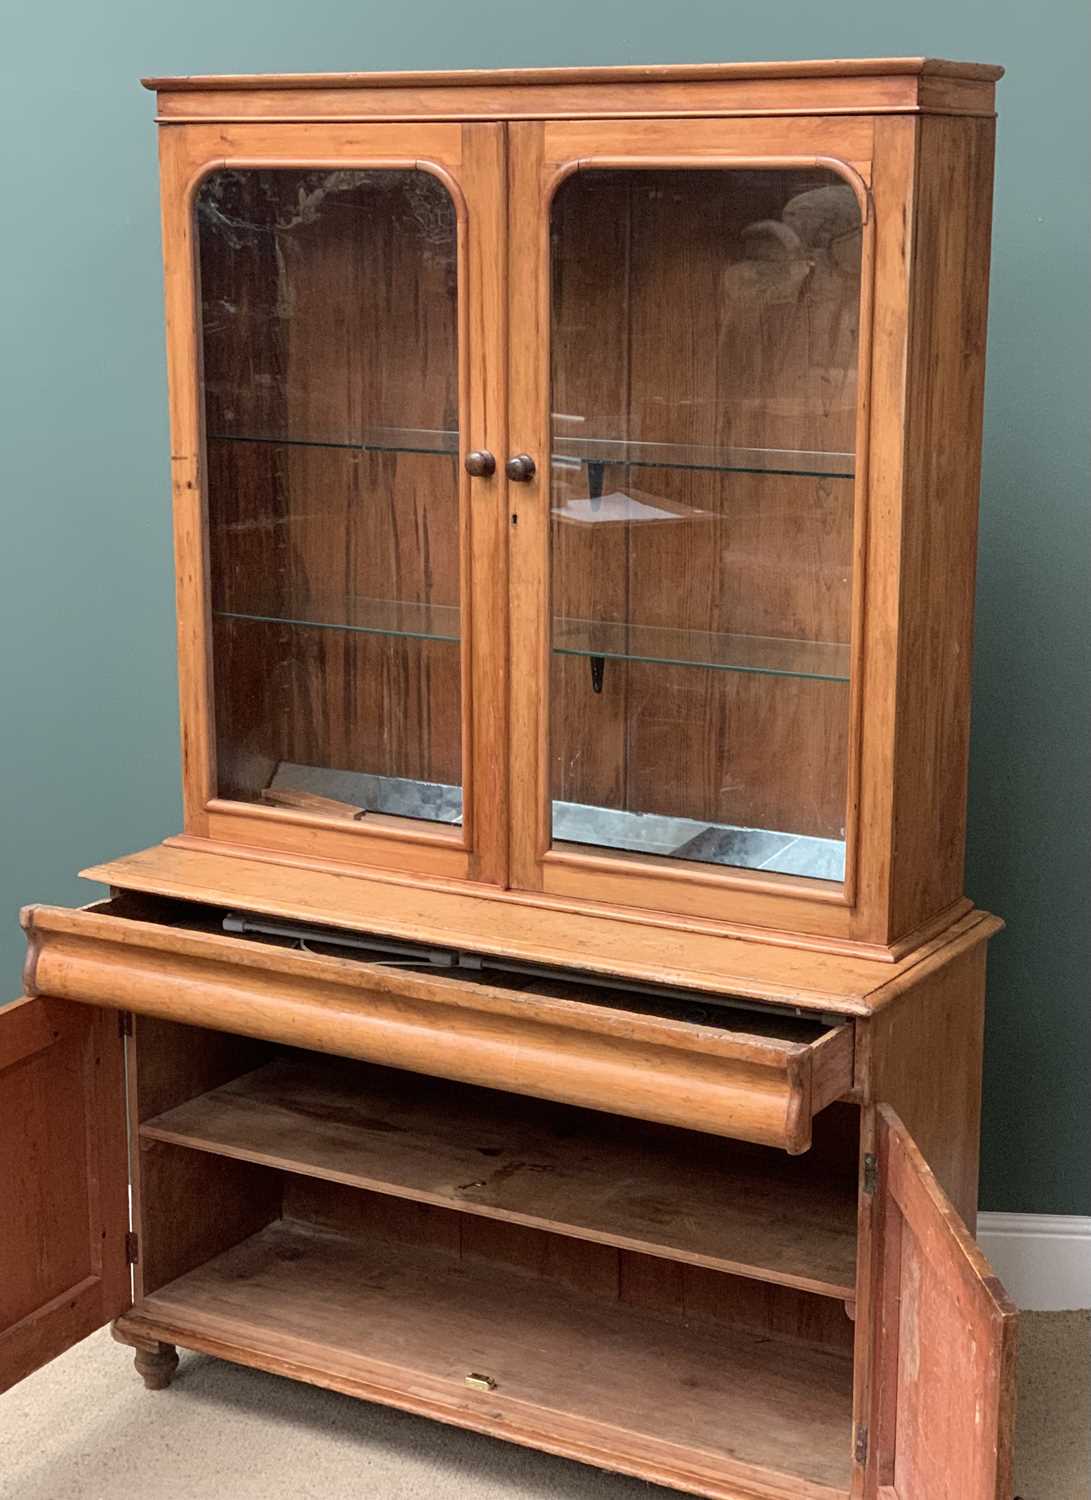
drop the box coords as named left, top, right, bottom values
left=22, top=903, right=853, bottom=1153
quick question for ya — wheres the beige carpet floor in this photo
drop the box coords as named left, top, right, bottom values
left=1, top=1311, right=1086, bottom=1499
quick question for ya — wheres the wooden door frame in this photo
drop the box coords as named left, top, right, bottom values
left=505, top=115, right=897, bottom=945
left=156, top=120, right=509, bottom=887
left=851, top=1104, right=1016, bottom=1499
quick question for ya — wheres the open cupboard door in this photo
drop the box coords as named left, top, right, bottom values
left=867, top=1105, right=1017, bottom=1499
left=0, top=997, right=131, bottom=1393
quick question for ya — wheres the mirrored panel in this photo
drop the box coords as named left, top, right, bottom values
left=196, top=169, right=463, bottom=826
left=549, top=168, right=861, bottom=881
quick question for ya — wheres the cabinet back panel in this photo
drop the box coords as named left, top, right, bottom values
left=283, top=1175, right=855, bottom=1355
left=134, top=1015, right=272, bottom=1122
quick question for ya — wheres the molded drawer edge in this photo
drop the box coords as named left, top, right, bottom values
left=22, top=902, right=854, bottom=1153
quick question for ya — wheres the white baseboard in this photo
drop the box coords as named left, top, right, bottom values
left=977, top=1213, right=1091, bottom=1310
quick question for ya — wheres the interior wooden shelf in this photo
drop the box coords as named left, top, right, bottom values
left=140, top=1057, right=858, bottom=1299
left=131, top=1217, right=854, bottom=1496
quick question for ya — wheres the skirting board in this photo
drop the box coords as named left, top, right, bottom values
left=977, top=1214, right=1091, bottom=1310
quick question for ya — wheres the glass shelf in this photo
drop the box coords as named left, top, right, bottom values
left=208, top=428, right=458, bottom=458
left=553, top=619, right=850, bottom=682
left=551, top=435, right=854, bottom=480
left=214, top=597, right=460, bottom=643
left=214, top=598, right=849, bottom=683
left=208, top=429, right=854, bottom=480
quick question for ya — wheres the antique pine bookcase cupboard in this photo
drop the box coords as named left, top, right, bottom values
left=3, top=59, right=1016, bottom=1500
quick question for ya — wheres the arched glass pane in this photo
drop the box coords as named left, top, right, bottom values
left=196, top=168, right=462, bottom=825
left=549, top=168, right=861, bottom=882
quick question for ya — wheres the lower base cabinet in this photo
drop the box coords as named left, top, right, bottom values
left=2, top=899, right=1015, bottom=1500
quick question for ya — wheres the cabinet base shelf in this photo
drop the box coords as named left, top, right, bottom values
left=118, top=1217, right=852, bottom=1500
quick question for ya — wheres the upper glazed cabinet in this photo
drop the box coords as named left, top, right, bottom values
left=151, top=61, right=1000, bottom=962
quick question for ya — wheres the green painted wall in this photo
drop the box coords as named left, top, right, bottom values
left=1, top=1, right=1087, bottom=1214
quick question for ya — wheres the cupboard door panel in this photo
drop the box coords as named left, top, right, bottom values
left=867, top=1105, right=1016, bottom=1500
left=508, top=117, right=872, bottom=935
left=158, top=122, right=506, bottom=885
left=0, top=997, right=130, bottom=1393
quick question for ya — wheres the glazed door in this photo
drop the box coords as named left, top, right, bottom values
left=0, top=998, right=130, bottom=1392
left=507, top=118, right=873, bottom=932
left=162, top=123, right=507, bottom=884
left=864, top=1106, right=1016, bottom=1499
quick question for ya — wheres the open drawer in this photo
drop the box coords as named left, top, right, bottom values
left=21, top=897, right=853, bottom=1153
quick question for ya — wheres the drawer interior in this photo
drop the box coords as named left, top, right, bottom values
left=22, top=892, right=857, bottom=1149
left=124, top=1014, right=859, bottom=1497
left=100, top=890, right=841, bottom=1039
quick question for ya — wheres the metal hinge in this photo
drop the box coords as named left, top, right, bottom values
left=125, top=1231, right=140, bottom=1265
left=117, top=1010, right=134, bottom=1038
left=854, top=1424, right=869, bottom=1465
left=863, top=1153, right=879, bottom=1195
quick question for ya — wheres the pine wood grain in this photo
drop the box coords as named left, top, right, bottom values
left=865, top=1107, right=1016, bottom=1500
left=0, top=998, right=130, bottom=1392
left=144, top=60, right=1001, bottom=130
left=125, top=1216, right=855, bottom=1496
left=144, top=60, right=1004, bottom=90
left=886, top=113, right=998, bottom=939
left=277, top=1175, right=856, bottom=1355
left=79, top=841, right=999, bottom=985
left=23, top=902, right=854, bottom=1150
left=857, top=941, right=989, bottom=1226
left=146, top=75, right=1001, bottom=958
left=506, top=117, right=880, bottom=942
left=139, top=1055, right=858, bottom=1297
left=156, top=121, right=505, bottom=885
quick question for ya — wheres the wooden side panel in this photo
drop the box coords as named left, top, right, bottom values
left=866, top=1107, right=1015, bottom=1500
left=0, top=998, right=130, bottom=1393
left=845, top=114, right=915, bottom=947
left=859, top=940, right=988, bottom=1225
left=887, top=114, right=997, bottom=940
left=137, top=1141, right=281, bottom=1297
left=128, top=1016, right=280, bottom=1298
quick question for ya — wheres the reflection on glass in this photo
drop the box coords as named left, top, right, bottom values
left=549, top=169, right=862, bottom=882
left=197, top=169, right=462, bottom=825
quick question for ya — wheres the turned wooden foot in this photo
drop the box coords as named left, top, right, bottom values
left=133, top=1341, right=179, bottom=1390
left=112, top=1322, right=179, bottom=1390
